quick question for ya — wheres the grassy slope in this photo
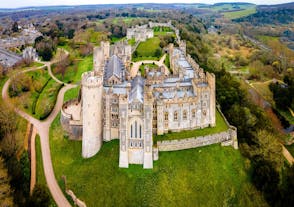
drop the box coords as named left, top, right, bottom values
left=49, top=113, right=267, bottom=207
left=154, top=110, right=228, bottom=142
left=8, top=69, right=62, bottom=120
left=53, top=56, right=93, bottom=84
left=35, top=79, right=62, bottom=120
left=64, top=86, right=80, bottom=102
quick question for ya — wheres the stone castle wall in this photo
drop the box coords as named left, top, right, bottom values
left=157, top=127, right=237, bottom=152
left=61, top=99, right=82, bottom=140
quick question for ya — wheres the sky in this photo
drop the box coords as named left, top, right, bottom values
left=1, top=0, right=293, bottom=9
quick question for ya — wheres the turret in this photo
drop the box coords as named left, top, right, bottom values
left=81, top=71, right=103, bottom=158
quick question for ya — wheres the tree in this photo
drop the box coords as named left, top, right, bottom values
left=155, top=48, right=162, bottom=58
left=9, top=73, right=32, bottom=97
left=28, top=184, right=50, bottom=207
left=0, top=156, right=13, bottom=206
left=12, top=21, right=19, bottom=33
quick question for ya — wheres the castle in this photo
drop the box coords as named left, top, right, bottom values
left=61, top=26, right=218, bottom=169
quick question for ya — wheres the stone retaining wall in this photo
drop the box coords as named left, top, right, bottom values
left=61, top=99, right=82, bottom=140
left=157, top=127, right=238, bottom=152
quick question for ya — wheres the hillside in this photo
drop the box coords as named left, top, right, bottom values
left=234, top=2, right=294, bottom=25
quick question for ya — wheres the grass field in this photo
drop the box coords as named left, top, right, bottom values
left=153, top=26, right=175, bottom=37
left=53, top=56, right=93, bottom=84
left=223, top=8, right=256, bottom=19
left=49, top=113, right=267, bottom=207
left=133, top=37, right=161, bottom=61
left=154, top=109, right=229, bottom=142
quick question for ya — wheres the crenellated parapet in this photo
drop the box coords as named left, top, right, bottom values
left=81, top=71, right=103, bottom=88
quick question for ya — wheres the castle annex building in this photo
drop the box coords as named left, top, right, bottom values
left=61, top=24, right=219, bottom=169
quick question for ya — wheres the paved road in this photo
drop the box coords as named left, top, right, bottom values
left=130, top=54, right=169, bottom=77
left=2, top=67, right=75, bottom=207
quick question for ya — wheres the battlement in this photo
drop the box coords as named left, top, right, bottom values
left=82, top=71, right=103, bottom=88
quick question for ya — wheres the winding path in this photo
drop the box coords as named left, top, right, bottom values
left=2, top=61, right=75, bottom=206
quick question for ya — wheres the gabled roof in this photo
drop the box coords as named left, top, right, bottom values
left=129, top=76, right=144, bottom=103
left=105, top=55, right=124, bottom=80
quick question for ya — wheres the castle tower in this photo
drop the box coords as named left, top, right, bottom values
left=101, top=41, right=110, bottom=60
left=93, top=47, right=104, bottom=73
left=81, top=71, right=103, bottom=158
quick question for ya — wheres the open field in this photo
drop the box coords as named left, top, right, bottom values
left=223, top=7, right=256, bottom=19
left=154, top=109, right=228, bottom=142
left=133, top=37, right=161, bottom=61
left=49, top=113, right=267, bottom=207
left=53, top=56, right=93, bottom=84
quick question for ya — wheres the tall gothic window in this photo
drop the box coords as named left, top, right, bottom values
left=192, top=109, right=196, bottom=118
left=139, top=125, right=142, bottom=138
left=131, top=125, right=133, bottom=138
left=135, top=121, right=137, bottom=138
left=174, top=111, right=178, bottom=121
left=183, top=110, right=187, bottom=120
left=164, top=112, right=169, bottom=121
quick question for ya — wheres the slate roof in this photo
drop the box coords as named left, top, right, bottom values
left=104, top=55, right=124, bottom=80
left=129, top=76, right=144, bottom=103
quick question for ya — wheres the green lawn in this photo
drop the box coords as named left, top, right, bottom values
left=139, top=63, right=158, bottom=77
left=133, top=37, right=161, bottom=61
left=49, top=113, right=267, bottom=207
left=154, top=109, right=229, bottom=142
left=153, top=26, right=175, bottom=37
left=53, top=56, right=93, bottom=84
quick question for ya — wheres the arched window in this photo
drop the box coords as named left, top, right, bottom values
left=183, top=110, right=187, bottom=120
left=139, top=125, right=142, bottom=138
left=174, top=111, right=178, bottom=121
left=164, top=112, right=168, bottom=121
left=131, top=125, right=133, bottom=138
left=135, top=121, right=137, bottom=138
left=192, top=109, right=196, bottom=118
